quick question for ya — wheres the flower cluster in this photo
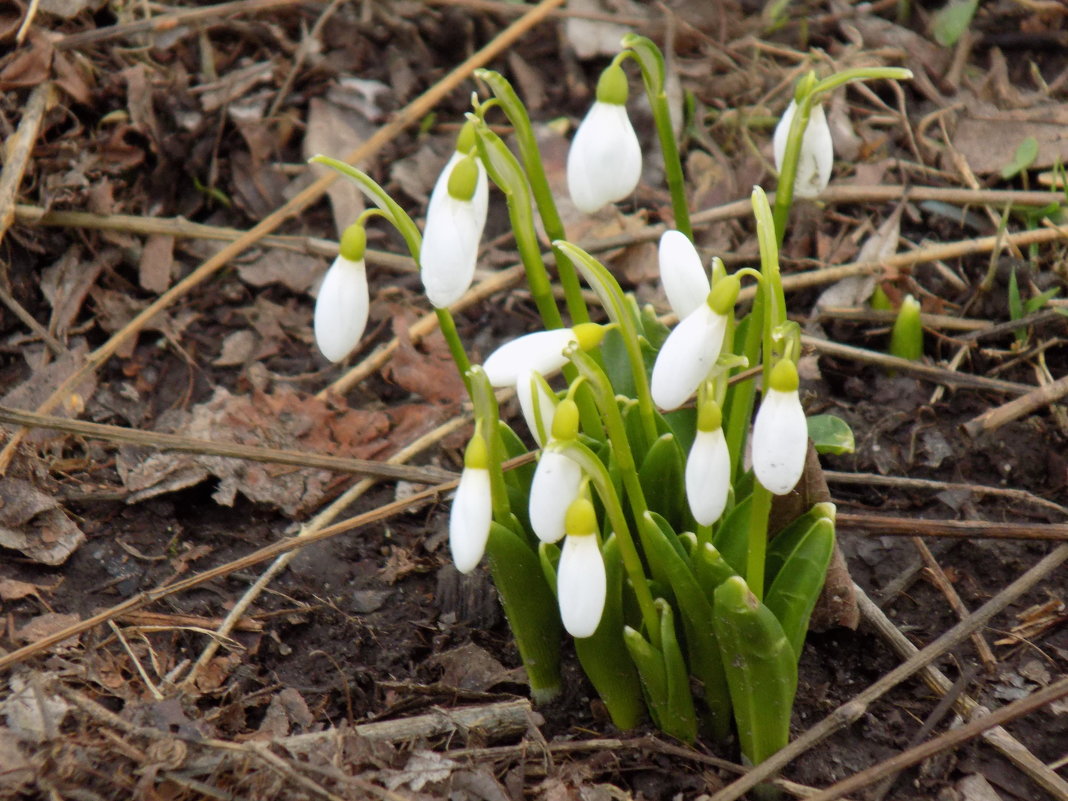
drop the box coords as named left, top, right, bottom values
left=306, top=45, right=908, bottom=761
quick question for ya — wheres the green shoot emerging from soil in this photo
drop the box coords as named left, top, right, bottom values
left=311, top=39, right=911, bottom=767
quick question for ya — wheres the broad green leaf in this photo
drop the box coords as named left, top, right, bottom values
left=806, top=414, right=855, bottom=455
left=930, top=0, right=979, bottom=47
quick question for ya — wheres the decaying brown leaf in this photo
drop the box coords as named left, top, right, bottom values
left=383, top=315, right=466, bottom=405
left=948, top=101, right=1068, bottom=175
left=117, top=386, right=449, bottom=515
left=0, top=479, right=85, bottom=565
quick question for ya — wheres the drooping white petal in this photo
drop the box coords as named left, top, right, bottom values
left=421, top=155, right=488, bottom=309
left=659, top=230, right=710, bottom=320
left=650, top=303, right=729, bottom=410
left=449, top=466, right=492, bottom=573
left=421, top=193, right=484, bottom=308
left=557, top=533, right=606, bottom=638
left=752, top=388, right=808, bottom=495
left=515, top=369, right=557, bottom=448
left=483, top=329, right=576, bottom=387
left=528, top=450, right=582, bottom=544
left=567, top=101, right=642, bottom=214
left=685, top=427, right=731, bottom=526
left=773, top=100, right=834, bottom=199
left=314, top=255, right=369, bottom=362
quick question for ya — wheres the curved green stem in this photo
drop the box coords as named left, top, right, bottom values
left=475, top=69, right=590, bottom=325
left=553, top=241, right=658, bottom=444
left=621, top=34, right=691, bottom=239
left=468, top=116, right=563, bottom=331
left=551, top=438, right=659, bottom=641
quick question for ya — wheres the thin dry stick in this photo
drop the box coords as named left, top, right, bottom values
left=835, top=514, right=1068, bottom=541
left=0, top=478, right=456, bottom=672
left=801, top=336, right=1034, bottom=395
left=14, top=0, right=40, bottom=42
left=805, top=674, right=1068, bottom=801
left=707, top=543, right=1068, bottom=801
left=180, top=414, right=471, bottom=688
left=14, top=204, right=414, bottom=269
left=856, top=587, right=1068, bottom=800
left=911, top=537, right=998, bottom=673
left=0, top=84, right=54, bottom=244
left=963, top=372, right=1068, bottom=437
left=0, top=404, right=456, bottom=484
left=824, top=470, right=1068, bottom=516
left=0, top=0, right=566, bottom=475
left=56, top=0, right=305, bottom=49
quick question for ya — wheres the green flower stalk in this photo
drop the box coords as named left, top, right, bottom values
left=621, top=34, right=691, bottom=238
left=475, top=68, right=590, bottom=324
left=468, top=114, right=563, bottom=331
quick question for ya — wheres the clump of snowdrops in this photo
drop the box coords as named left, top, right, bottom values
left=311, top=37, right=910, bottom=765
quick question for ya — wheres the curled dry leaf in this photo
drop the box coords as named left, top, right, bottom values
left=0, top=479, right=85, bottom=565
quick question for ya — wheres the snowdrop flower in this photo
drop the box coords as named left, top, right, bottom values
left=529, top=398, right=583, bottom=544
left=651, top=275, right=739, bottom=411
left=449, top=433, right=493, bottom=573
left=685, top=399, right=731, bottom=526
left=773, top=99, right=834, bottom=199
left=314, top=223, right=369, bottom=362
left=515, top=369, right=557, bottom=448
left=557, top=496, right=606, bottom=638
left=752, top=359, right=808, bottom=495
left=421, top=125, right=489, bottom=307
left=567, top=62, right=642, bottom=214
left=659, top=230, right=710, bottom=320
left=482, top=323, right=607, bottom=388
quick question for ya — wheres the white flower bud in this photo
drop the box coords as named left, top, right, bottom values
left=482, top=329, right=577, bottom=387
left=773, top=99, right=834, bottom=199
left=567, top=101, right=641, bottom=213
left=314, top=254, right=369, bottom=362
left=449, top=466, right=492, bottom=573
left=686, top=427, right=731, bottom=526
left=752, top=361, right=808, bottom=495
left=515, top=369, right=557, bottom=448
left=650, top=302, right=729, bottom=411
left=557, top=531, right=606, bottom=638
left=421, top=153, right=489, bottom=308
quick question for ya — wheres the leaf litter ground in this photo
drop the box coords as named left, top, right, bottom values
left=0, top=1, right=1067, bottom=799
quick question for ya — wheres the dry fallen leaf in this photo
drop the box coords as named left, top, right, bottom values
left=949, top=102, right=1068, bottom=175
left=303, top=97, right=371, bottom=234
left=383, top=315, right=466, bottom=405
left=2, top=673, right=70, bottom=742
left=0, top=479, right=86, bottom=565
left=117, top=386, right=446, bottom=515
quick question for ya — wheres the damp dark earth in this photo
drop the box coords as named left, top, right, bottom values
left=1, top=1, right=1067, bottom=800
